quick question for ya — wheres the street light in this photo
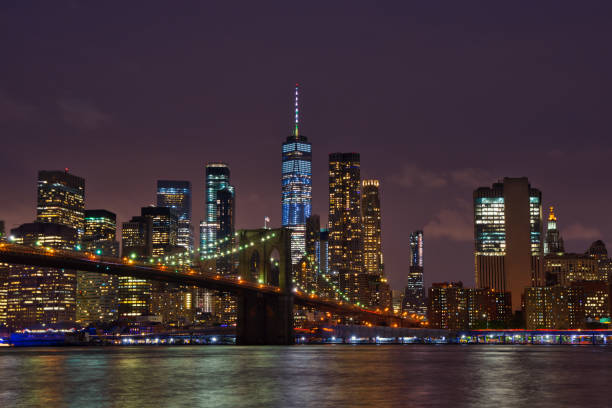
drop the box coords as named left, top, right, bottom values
left=483, top=313, right=488, bottom=330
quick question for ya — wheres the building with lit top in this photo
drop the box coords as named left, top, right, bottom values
left=474, top=177, right=543, bottom=312
left=404, top=230, right=426, bottom=315
left=282, top=85, right=312, bottom=266
left=361, top=180, right=382, bottom=276
left=201, top=163, right=235, bottom=272
left=328, top=153, right=363, bottom=303
left=157, top=180, right=192, bottom=251
left=37, top=170, right=85, bottom=239
left=120, top=216, right=153, bottom=319
left=544, top=206, right=564, bottom=255
left=6, top=222, right=78, bottom=328
left=77, top=210, right=119, bottom=324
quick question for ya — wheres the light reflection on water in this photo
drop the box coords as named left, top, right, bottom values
left=1, top=345, right=611, bottom=407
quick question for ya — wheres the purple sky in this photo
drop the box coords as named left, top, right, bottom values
left=1, top=2, right=611, bottom=290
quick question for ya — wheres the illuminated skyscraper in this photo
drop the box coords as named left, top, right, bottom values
left=120, top=216, right=153, bottom=319
left=201, top=164, right=234, bottom=254
left=544, top=206, right=564, bottom=255
left=282, top=85, right=312, bottom=265
left=404, top=230, right=426, bottom=315
left=328, top=153, right=362, bottom=303
left=157, top=180, right=192, bottom=250
left=77, top=209, right=119, bottom=324
left=361, top=180, right=382, bottom=276
left=141, top=206, right=179, bottom=257
left=474, top=177, right=543, bottom=311
left=6, top=222, right=78, bottom=328
left=37, top=170, right=85, bottom=239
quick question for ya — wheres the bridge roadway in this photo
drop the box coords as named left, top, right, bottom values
left=0, top=243, right=410, bottom=342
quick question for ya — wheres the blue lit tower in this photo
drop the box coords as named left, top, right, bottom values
left=157, top=180, right=192, bottom=251
left=201, top=163, right=235, bottom=269
left=282, top=84, right=312, bottom=265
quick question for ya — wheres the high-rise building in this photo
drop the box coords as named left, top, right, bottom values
left=157, top=180, right=192, bottom=251
left=201, top=163, right=235, bottom=267
left=474, top=177, right=543, bottom=311
left=525, top=286, right=585, bottom=330
left=37, top=170, right=85, bottom=239
left=282, top=85, right=312, bottom=266
left=120, top=216, right=153, bottom=319
left=319, top=229, right=329, bottom=275
left=544, top=253, right=603, bottom=286
left=404, top=230, right=426, bottom=315
left=77, top=210, right=119, bottom=324
left=141, top=206, right=179, bottom=257
left=544, top=206, right=564, bottom=255
left=6, top=223, right=78, bottom=328
left=328, top=153, right=363, bottom=303
left=361, top=180, right=382, bottom=276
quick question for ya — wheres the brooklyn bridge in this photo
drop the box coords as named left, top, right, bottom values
left=0, top=228, right=423, bottom=345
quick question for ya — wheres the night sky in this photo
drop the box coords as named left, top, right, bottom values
left=1, top=2, right=612, bottom=290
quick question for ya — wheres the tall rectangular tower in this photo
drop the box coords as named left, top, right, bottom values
left=361, top=180, right=382, bottom=276
left=328, top=153, right=362, bottom=302
left=404, top=230, right=426, bottom=315
left=282, top=85, right=312, bottom=266
left=37, top=169, right=85, bottom=239
left=474, top=177, right=542, bottom=312
left=157, top=180, right=192, bottom=251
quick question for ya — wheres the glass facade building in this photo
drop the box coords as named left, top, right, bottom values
left=404, top=230, right=426, bottom=315
left=37, top=170, right=85, bottom=239
left=77, top=209, right=119, bottom=324
left=157, top=180, right=192, bottom=251
left=201, top=163, right=235, bottom=262
left=282, top=85, right=312, bottom=265
left=474, top=177, right=543, bottom=311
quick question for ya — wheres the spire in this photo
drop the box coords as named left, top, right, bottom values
left=548, top=206, right=557, bottom=222
left=294, top=83, right=299, bottom=137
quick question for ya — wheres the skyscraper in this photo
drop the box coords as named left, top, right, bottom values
left=361, top=180, right=382, bottom=276
left=7, top=222, right=78, bottom=328
left=141, top=206, right=179, bottom=257
left=201, top=163, right=235, bottom=274
left=404, top=230, right=426, bottom=315
left=282, top=85, right=312, bottom=265
left=201, top=164, right=234, bottom=254
left=328, top=153, right=362, bottom=303
left=37, top=170, right=85, bottom=239
left=474, top=177, right=543, bottom=311
left=544, top=206, right=564, bottom=255
left=157, top=180, right=192, bottom=250
left=120, top=216, right=153, bottom=319
left=77, top=209, right=119, bottom=324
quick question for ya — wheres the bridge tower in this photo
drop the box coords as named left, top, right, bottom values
left=236, top=228, right=294, bottom=345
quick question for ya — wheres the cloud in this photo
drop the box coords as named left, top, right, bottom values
left=393, top=164, right=491, bottom=189
left=563, top=223, right=601, bottom=241
left=58, top=98, right=111, bottom=130
left=424, top=207, right=473, bottom=242
left=0, top=91, right=34, bottom=122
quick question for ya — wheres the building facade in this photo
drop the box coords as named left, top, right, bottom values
left=77, top=210, right=119, bottom=324
left=328, top=153, right=363, bottom=303
left=120, top=216, right=153, bottom=319
left=525, top=286, right=585, bottom=330
left=361, top=180, right=382, bottom=276
left=157, top=180, right=192, bottom=250
left=544, top=206, right=564, bottom=255
left=474, top=177, right=543, bottom=311
left=404, top=230, right=426, bottom=315
left=281, top=85, right=312, bottom=266
left=37, top=170, right=85, bottom=239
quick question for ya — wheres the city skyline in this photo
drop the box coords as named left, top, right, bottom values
left=1, top=2, right=610, bottom=291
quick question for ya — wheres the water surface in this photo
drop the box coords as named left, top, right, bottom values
left=1, top=345, right=610, bottom=407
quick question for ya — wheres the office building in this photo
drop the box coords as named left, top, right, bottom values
left=474, top=177, right=543, bottom=311
left=404, top=230, right=426, bottom=315
left=544, top=253, right=603, bottom=286
left=544, top=206, right=564, bottom=255
left=361, top=180, right=383, bottom=276
left=37, top=170, right=85, bottom=239
left=329, top=153, right=363, bottom=303
left=282, top=85, right=312, bottom=266
left=157, top=180, right=192, bottom=250
left=6, top=222, right=78, bottom=328
left=141, top=206, right=179, bottom=257
left=77, top=210, right=119, bottom=324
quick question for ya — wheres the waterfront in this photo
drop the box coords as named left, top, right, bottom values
left=1, top=345, right=612, bottom=407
